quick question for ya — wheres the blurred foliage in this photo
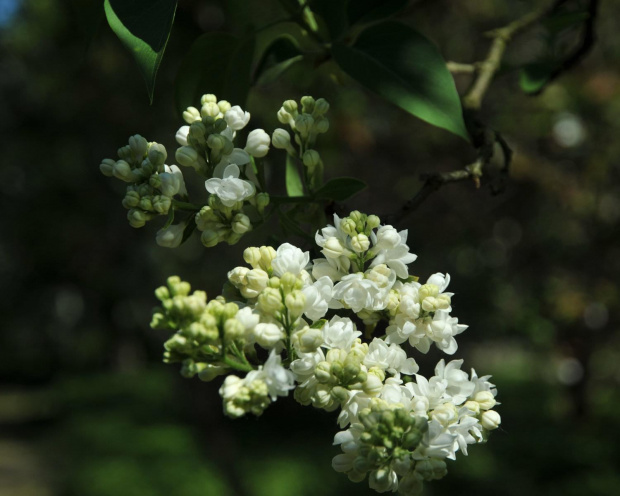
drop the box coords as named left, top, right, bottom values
left=1, top=0, right=620, bottom=495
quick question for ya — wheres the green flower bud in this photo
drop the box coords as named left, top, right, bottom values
left=285, top=290, right=306, bottom=318
left=280, top=272, right=298, bottom=292
left=313, top=98, right=330, bottom=116
left=201, top=229, right=219, bottom=247
left=139, top=197, right=153, bottom=211
left=366, top=215, right=381, bottom=230
left=302, top=149, right=321, bottom=170
left=183, top=106, right=201, bottom=124
left=300, top=95, right=315, bottom=113
left=122, top=190, right=141, bottom=209
left=128, top=135, right=148, bottom=162
left=127, top=208, right=148, bottom=228
left=152, top=195, right=171, bottom=214
left=272, top=128, right=292, bottom=150
left=113, top=160, right=133, bottom=182
left=176, top=146, right=199, bottom=168
left=256, top=192, right=270, bottom=214
left=340, top=218, right=357, bottom=236
left=313, top=116, right=329, bottom=134
left=315, top=362, right=332, bottom=383
left=331, top=386, right=349, bottom=403
left=351, top=234, right=370, bottom=253
left=232, top=213, right=252, bottom=234
left=258, top=287, right=283, bottom=314
left=283, top=99, right=298, bottom=115
left=294, top=114, right=314, bottom=138
left=224, top=318, right=245, bottom=340
left=402, top=429, right=423, bottom=450
left=147, top=143, right=167, bottom=167
left=213, top=117, right=228, bottom=134
left=155, top=285, right=170, bottom=302
left=100, top=158, right=115, bottom=177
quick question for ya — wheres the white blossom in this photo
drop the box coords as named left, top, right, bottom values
left=271, top=243, right=310, bottom=277
left=224, top=105, right=250, bottom=130
left=155, top=223, right=185, bottom=248
left=205, top=163, right=255, bottom=206
left=302, top=276, right=333, bottom=321
left=322, top=316, right=361, bottom=351
left=245, top=129, right=270, bottom=157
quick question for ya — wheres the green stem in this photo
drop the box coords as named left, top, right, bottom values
left=223, top=355, right=254, bottom=373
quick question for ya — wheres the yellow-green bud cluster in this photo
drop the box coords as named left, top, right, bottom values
left=418, top=283, right=451, bottom=313
left=255, top=272, right=306, bottom=323
left=194, top=194, right=253, bottom=248
left=341, top=211, right=381, bottom=238
left=176, top=111, right=232, bottom=177
left=150, top=276, right=246, bottom=379
left=275, top=96, right=329, bottom=188
left=346, top=403, right=428, bottom=485
left=100, top=135, right=179, bottom=228
left=220, top=375, right=270, bottom=418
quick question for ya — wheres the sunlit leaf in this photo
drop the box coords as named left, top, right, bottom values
left=332, top=21, right=469, bottom=141
left=286, top=155, right=305, bottom=197
left=175, top=33, right=255, bottom=114
left=314, top=177, right=367, bottom=201
left=104, top=0, right=177, bottom=103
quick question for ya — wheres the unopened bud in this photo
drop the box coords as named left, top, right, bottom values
left=183, top=106, right=201, bottom=124
left=99, top=158, right=115, bottom=177
left=175, top=146, right=199, bottom=168
left=201, top=102, right=220, bottom=118
left=294, top=114, right=314, bottom=137
left=201, top=229, right=219, bottom=247
left=351, top=234, right=370, bottom=253
left=302, top=149, right=320, bottom=170
left=481, top=410, right=501, bottom=430
left=313, top=98, right=330, bottom=116
left=300, top=96, right=315, bottom=113
left=232, top=213, right=252, bottom=234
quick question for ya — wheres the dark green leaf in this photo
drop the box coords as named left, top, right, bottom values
left=543, top=11, right=590, bottom=35
left=256, top=55, right=304, bottom=86
left=163, top=206, right=175, bottom=230
left=314, top=177, right=367, bottom=201
left=253, top=35, right=302, bottom=85
left=309, top=0, right=348, bottom=41
left=347, top=0, right=408, bottom=26
left=104, top=0, right=177, bottom=103
left=181, top=219, right=197, bottom=245
left=174, top=33, right=256, bottom=115
left=286, top=155, right=305, bottom=197
left=332, top=21, right=469, bottom=141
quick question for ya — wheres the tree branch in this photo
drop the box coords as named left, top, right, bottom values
left=462, top=0, right=559, bottom=110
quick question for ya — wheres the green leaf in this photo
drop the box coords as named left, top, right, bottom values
left=332, top=21, right=469, bottom=141
left=175, top=33, right=255, bottom=115
left=314, top=177, right=367, bottom=201
left=285, top=155, right=305, bottom=197
left=104, top=0, right=177, bottom=103
left=256, top=55, right=304, bottom=86
left=253, top=34, right=303, bottom=85
left=181, top=219, right=197, bottom=245
left=347, top=0, right=408, bottom=26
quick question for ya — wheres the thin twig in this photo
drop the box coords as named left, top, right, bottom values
left=446, top=61, right=476, bottom=74
left=462, top=0, right=558, bottom=110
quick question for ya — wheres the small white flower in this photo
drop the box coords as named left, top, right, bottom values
left=224, top=105, right=250, bottom=130
left=370, top=227, right=417, bottom=279
left=262, top=350, right=295, bottom=399
left=253, top=323, right=285, bottom=350
left=271, top=243, right=310, bottom=277
left=245, top=129, right=270, bottom=157
left=160, top=164, right=187, bottom=197
left=175, top=125, right=189, bottom=146
left=205, top=163, right=255, bottom=206
left=434, top=359, right=475, bottom=405
left=302, top=276, right=333, bottom=321
left=364, top=338, right=419, bottom=375
left=321, top=316, right=361, bottom=351
left=332, top=273, right=385, bottom=313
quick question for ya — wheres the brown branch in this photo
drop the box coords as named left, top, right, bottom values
left=462, top=0, right=559, bottom=110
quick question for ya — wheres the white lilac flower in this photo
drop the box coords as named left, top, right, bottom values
left=155, top=223, right=185, bottom=248
left=321, top=316, right=362, bottom=351
left=235, top=306, right=259, bottom=340
left=245, top=129, right=270, bottom=157
left=332, top=273, right=385, bottom=313
left=425, top=311, right=467, bottom=355
left=160, top=164, right=187, bottom=197
left=290, top=348, right=325, bottom=382
left=261, top=349, right=295, bottom=399
left=370, top=227, right=417, bottom=279
left=433, top=359, right=475, bottom=405
left=364, top=338, right=419, bottom=375
left=302, top=276, right=333, bottom=321
left=205, top=163, right=255, bottom=206
left=407, top=374, right=448, bottom=412
left=312, top=257, right=348, bottom=282
left=224, top=105, right=250, bottom=130
left=413, top=418, right=457, bottom=460
left=271, top=243, right=310, bottom=277
left=315, top=214, right=351, bottom=272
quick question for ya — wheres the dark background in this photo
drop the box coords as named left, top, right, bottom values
left=1, top=0, right=619, bottom=495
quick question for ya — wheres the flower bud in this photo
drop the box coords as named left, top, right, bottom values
left=156, top=223, right=185, bottom=248
left=175, top=146, right=199, bottom=168
left=183, top=106, right=201, bottom=124
left=474, top=391, right=496, bottom=410
left=313, top=116, right=329, bottom=134
left=152, top=195, right=171, bottom=214
left=147, top=143, right=167, bottom=167
left=292, top=326, right=323, bottom=353
left=300, top=96, right=315, bottom=113
left=258, top=287, right=283, bottom=314
left=224, top=105, right=250, bottom=131
left=366, top=215, right=380, bottom=230
left=112, top=160, right=133, bottom=182
left=256, top=192, right=270, bottom=213
left=363, top=372, right=383, bottom=396
left=464, top=400, right=481, bottom=415
left=285, top=290, right=306, bottom=318
left=272, top=128, right=292, bottom=150
left=351, top=234, right=370, bottom=253
left=294, top=114, right=314, bottom=137
left=201, top=229, right=220, bottom=247
left=277, top=108, right=294, bottom=126
left=175, top=126, right=190, bottom=146
left=224, top=318, right=245, bottom=340
left=313, top=98, right=329, bottom=116
left=302, top=149, right=320, bottom=170
left=201, top=102, right=220, bottom=118
left=253, top=323, right=285, bottom=349
left=260, top=246, right=277, bottom=269
left=217, top=100, right=231, bottom=113
left=122, top=190, right=139, bottom=209
left=127, top=208, right=148, bottom=228
left=323, top=237, right=345, bottom=258
left=245, top=129, right=270, bottom=158
left=369, top=468, right=396, bottom=493
left=200, top=94, right=217, bottom=104
left=128, top=135, right=148, bottom=162
left=243, top=247, right=261, bottom=267
left=100, top=158, right=115, bottom=177
left=283, top=100, right=298, bottom=115
left=232, top=213, right=252, bottom=234
left=481, top=410, right=501, bottom=430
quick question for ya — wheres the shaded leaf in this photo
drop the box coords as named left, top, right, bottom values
left=519, top=62, right=553, bottom=94
left=175, top=33, right=255, bottom=114
left=253, top=35, right=303, bottom=85
left=347, top=0, right=408, bottom=26
left=181, top=219, right=197, bottom=245
left=332, top=21, right=468, bottom=140
left=256, top=55, right=304, bottom=86
left=314, top=177, right=367, bottom=201
left=279, top=209, right=311, bottom=238
left=286, top=155, right=305, bottom=197
left=309, top=0, right=348, bottom=41
left=104, top=0, right=177, bottom=103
